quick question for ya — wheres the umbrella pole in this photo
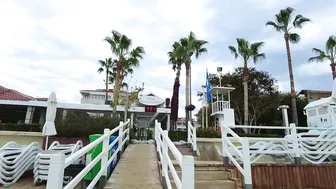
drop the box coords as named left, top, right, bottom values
left=45, top=136, right=49, bottom=150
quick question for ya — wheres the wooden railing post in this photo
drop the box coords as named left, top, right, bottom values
left=117, top=121, right=124, bottom=161
left=187, top=121, right=191, bottom=143
left=99, top=128, right=110, bottom=188
left=46, top=153, right=65, bottom=189
left=192, top=125, right=197, bottom=156
left=161, top=130, right=169, bottom=188
left=181, top=155, right=194, bottom=189
left=290, top=123, right=301, bottom=165
left=221, top=125, right=230, bottom=165
left=242, top=138, right=252, bottom=189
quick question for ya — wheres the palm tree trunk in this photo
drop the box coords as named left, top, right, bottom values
left=243, top=64, right=249, bottom=132
left=330, top=63, right=336, bottom=80
left=113, top=62, right=121, bottom=115
left=284, top=33, right=299, bottom=125
left=185, top=60, right=190, bottom=137
left=105, top=69, right=109, bottom=105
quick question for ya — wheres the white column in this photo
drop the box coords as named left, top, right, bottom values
left=130, top=113, right=134, bottom=128
left=62, top=109, right=67, bottom=120
left=39, top=108, right=46, bottom=125
left=24, top=106, right=35, bottom=124
left=166, top=114, right=170, bottom=131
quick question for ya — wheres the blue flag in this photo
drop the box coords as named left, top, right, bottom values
left=206, top=69, right=211, bottom=103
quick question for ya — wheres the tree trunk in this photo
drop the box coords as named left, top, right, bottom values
left=185, top=60, right=190, bottom=139
left=113, top=62, right=121, bottom=115
left=330, top=63, right=336, bottom=80
left=243, top=64, right=249, bottom=133
left=105, top=69, right=109, bottom=105
left=284, top=33, right=299, bottom=125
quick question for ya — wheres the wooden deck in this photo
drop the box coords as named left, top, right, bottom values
left=105, top=144, right=162, bottom=189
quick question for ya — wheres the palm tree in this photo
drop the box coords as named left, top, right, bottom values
left=308, top=35, right=336, bottom=79
left=228, top=38, right=266, bottom=129
left=168, top=42, right=184, bottom=131
left=173, top=31, right=208, bottom=131
left=97, top=58, right=114, bottom=104
left=266, top=7, right=310, bottom=125
left=104, top=30, right=145, bottom=114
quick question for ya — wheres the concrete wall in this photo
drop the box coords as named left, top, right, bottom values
left=0, top=131, right=44, bottom=147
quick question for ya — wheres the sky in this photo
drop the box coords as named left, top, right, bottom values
left=1, top=0, right=336, bottom=118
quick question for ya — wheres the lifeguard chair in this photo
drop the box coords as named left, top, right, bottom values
left=304, top=79, right=336, bottom=129
left=209, top=86, right=235, bottom=127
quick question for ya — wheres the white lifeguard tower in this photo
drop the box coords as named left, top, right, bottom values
left=209, top=86, right=235, bottom=127
left=304, top=79, right=336, bottom=129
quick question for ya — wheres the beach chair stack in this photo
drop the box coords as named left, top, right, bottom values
left=0, top=141, right=42, bottom=186
left=33, top=140, right=84, bottom=185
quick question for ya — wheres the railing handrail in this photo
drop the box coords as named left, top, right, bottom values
left=155, top=120, right=194, bottom=189
left=46, top=119, right=131, bottom=189
left=221, top=122, right=336, bottom=188
left=187, top=121, right=197, bottom=155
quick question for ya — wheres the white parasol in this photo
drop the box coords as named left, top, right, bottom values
left=42, top=92, right=57, bottom=150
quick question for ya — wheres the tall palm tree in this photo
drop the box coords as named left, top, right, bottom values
left=308, top=35, right=336, bottom=79
left=266, top=7, right=310, bottom=125
left=168, top=42, right=184, bottom=131
left=228, top=38, right=266, bottom=128
left=97, top=58, right=114, bottom=104
left=104, top=30, right=145, bottom=114
left=173, top=31, right=208, bottom=131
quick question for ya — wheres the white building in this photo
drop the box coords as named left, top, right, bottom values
left=80, top=89, right=114, bottom=105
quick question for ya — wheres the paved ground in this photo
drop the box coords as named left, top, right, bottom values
left=106, top=144, right=162, bottom=189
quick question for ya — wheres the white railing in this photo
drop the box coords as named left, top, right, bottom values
left=155, top=120, right=194, bottom=189
left=221, top=123, right=336, bottom=188
left=46, top=119, right=130, bottom=189
left=187, top=121, right=197, bottom=155
left=212, top=100, right=230, bottom=113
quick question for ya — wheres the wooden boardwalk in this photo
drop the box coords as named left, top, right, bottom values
left=105, top=144, right=162, bottom=189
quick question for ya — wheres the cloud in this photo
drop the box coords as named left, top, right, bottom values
left=296, top=62, right=332, bottom=77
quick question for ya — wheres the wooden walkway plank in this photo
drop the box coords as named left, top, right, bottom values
left=105, top=144, right=162, bottom=189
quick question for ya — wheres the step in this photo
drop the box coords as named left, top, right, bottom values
left=168, top=179, right=236, bottom=189
left=169, top=170, right=230, bottom=180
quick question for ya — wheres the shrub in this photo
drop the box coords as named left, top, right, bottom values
left=197, top=127, right=221, bottom=138
left=168, top=131, right=187, bottom=141
left=196, top=127, right=280, bottom=138
left=0, top=123, right=42, bottom=132
left=55, top=111, right=120, bottom=138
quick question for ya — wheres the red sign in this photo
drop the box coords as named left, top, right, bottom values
left=145, top=105, right=157, bottom=112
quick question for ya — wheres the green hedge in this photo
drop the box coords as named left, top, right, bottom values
left=0, top=111, right=121, bottom=138
left=0, top=123, right=42, bottom=132
left=168, top=131, right=187, bottom=141
left=196, top=128, right=279, bottom=138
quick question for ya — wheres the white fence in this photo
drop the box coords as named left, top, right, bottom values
left=155, top=120, right=194, bottom=189
left=187, top=121, right=197, bottom=156
left=46, top=119, right=130, bottom=189
left=221, top=123, right=336, bottom=188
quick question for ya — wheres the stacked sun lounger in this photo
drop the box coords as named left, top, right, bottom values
left=0, top=141, right=42, bottom=186
left=33, top=140, right=84, bottom=185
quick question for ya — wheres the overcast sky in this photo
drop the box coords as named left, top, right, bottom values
left=1, top=0, right=336, bottom=117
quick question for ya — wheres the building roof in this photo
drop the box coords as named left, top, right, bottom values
left=80, top=89, right=129, bottom=94
left=304, top=96, right=336, bottom=110
left=298, top=90, right=332, bottom=95
left=0, top=86, right=47, bottom=101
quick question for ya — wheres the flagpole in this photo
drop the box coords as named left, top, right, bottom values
left=205, top=68, right=209, bottom=128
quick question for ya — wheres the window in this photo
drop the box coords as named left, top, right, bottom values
left=307, top=109, right=317, bottom=117
left=318, top=107, right=328, bottom=115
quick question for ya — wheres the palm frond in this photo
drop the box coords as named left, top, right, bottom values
left=228, top=46, right=239, bottom=59
left=293, top=14, right=311, bottom=28
left=97, top=67, right=104, bottom=73
left=265, top=21, right=283, bottom=32
left=289, top=33, right=300, bottom=44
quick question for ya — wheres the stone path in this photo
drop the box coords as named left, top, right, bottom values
left=105, top=144, right=162, bottom=189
